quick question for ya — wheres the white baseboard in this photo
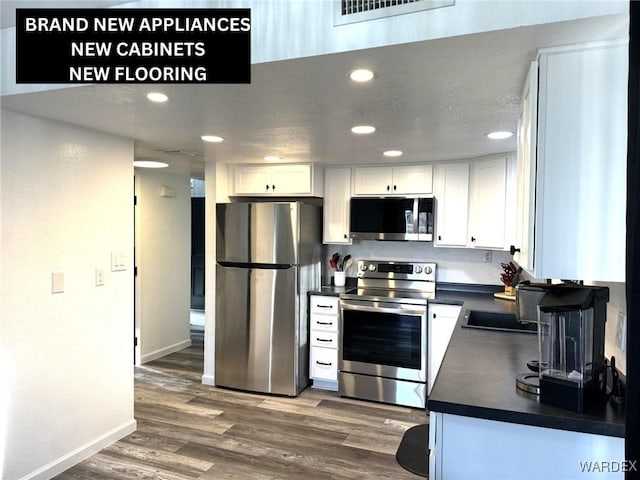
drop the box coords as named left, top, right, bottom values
left=202, top=374, right=215, bottom=386
left=21, top=419, right=137, bottom=480
left=141, top=338, right=192, bottom=364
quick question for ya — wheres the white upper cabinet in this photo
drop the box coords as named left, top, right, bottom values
left=323, top=167, right=352, bottom=244
left=513, top=61, right=538, bottom=270
left=435, top=156, right=514, bottom=250
left=434, top=162, right=470, bottom=247
left=468, top=155, right=512, bottom=250
left=517, top=40, right=627, bottom=281
left=230, top=163, right=324, bottom=197
left=353, top=164, right=433, bottom=195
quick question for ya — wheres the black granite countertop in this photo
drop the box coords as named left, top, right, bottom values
left=427, top=288, right=625, bottom=438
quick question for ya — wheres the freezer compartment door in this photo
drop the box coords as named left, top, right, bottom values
left=215, top=264, right=304, bottom=395
left=216, top=202, right=298, bottom=265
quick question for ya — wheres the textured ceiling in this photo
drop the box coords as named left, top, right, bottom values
left=0, top=13, right=628, bottom=177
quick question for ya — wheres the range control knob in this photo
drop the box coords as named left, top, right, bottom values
left=368, top=264, right=377, bottom=272
left=414, top=266, right=423, bottom=274
left=424, top=266, right=433, bottom=274
left=360, top=263, right=368, bottom=271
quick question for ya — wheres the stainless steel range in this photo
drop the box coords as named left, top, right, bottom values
left=339, top=260, right=436, bottom=409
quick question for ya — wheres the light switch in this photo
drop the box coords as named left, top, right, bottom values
left=111, top=251, right=126, bottom=271
left=52, top=272, right=64, bottom=294
left=95, top=268, right=105, bottom=286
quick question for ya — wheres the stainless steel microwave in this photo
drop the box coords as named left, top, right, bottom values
left=349, top=196, right=435, bottom=241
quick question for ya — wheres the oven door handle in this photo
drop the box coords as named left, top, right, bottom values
left=340, top=301, right=426, bottom=316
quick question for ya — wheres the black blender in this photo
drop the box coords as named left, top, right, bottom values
left=515, top=282, right=609, bottom=412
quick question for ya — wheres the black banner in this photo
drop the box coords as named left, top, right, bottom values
left=15, top=8, right=251, bottom=84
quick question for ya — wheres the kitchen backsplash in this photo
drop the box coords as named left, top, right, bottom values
left=323, top=242, right=628, bottom=376
left=323, top=240, right=513, bottom=285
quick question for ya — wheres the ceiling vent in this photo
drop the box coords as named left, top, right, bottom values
left=334, top=0, right=454, bottom=25
left=156, top=149, right=202, bottom=157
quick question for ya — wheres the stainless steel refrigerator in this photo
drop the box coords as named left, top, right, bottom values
left=215, top=201, right=322, bottom=396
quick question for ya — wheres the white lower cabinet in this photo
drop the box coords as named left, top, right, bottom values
left=309, top=295, right=340, bottom=391
left=429, top=412, right=624, bottom=480
left=427, top=304, right=461, bottom=395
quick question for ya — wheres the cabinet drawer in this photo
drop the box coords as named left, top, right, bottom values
left=311, top=331, right=338, bottom=349
left=310, top=314, right=338, bottom=332
left=310, top=295, right=339, bottom=314
left=310, top=347, right=338, bottom=381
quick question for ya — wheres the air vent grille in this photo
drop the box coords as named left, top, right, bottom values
left=341, top=0, right=420, bottom=15
left=334, top=0, right=454, bottom=25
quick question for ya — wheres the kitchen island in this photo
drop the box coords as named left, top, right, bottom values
left=427, top=288, right=626, bottom=480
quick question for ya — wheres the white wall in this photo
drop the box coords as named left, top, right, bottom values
left=202, top=160, right=218, bottom=385
left=0, top=109, right=136, bottom=480
left=135, top=169, right=191, bottom=364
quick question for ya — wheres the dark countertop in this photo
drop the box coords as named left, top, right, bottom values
left=427, top=288, right=625, bottom=438
left=309, top=285, right=355, bottom=297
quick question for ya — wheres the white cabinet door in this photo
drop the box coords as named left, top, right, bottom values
left=230, top=163, right=321, bottom=196
left=353, top=166, right=393, bottom=195
left=232, top=165, right=271, bottom=195
left=392, top=164, right=433, bottom=194
left=353, top=164, right=433, bottom=195
left=468, top=156, right=508, bottom=249
left=323, top=167, right=352, bottom=244
left=310, top=347, right=338, bottom=381
left=534, top=41, right=626, bottom=281
left=434, top=162, right=470, bottom=247
left=429, top=412, right=624, bottom=480
left=427, top=304, right=461, bottom=395
left=513, top=61, right=538, bottom=270
left=270, top=164, right=312, bottom=195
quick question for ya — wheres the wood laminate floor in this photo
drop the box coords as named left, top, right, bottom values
left=55, top=328, right=427, bottom=479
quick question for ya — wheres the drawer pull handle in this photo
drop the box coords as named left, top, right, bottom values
left=316, top=361, right=332, bottom=366
left=316, top=338, right=332, bottom=343
left=316, top=321, right=333, bottom=326
left=316, top=304, right=334, bottom=309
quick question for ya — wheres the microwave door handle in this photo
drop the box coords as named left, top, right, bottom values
left=413, top=198, right=420, bottom=235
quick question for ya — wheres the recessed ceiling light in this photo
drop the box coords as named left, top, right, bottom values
left=201, top=135, right=225, bottom=143
left=146, top=92, right=168, bottom=103
left=133, top=160, right=169, bottom=168
left=487, top=131, right=513, bottom=140
left=383, top=150, right=403, bottom=157
left=351, top=125, right=376, bottom=135
left=264, top=156, right=282, bottom=162
left=349, top=69, right=374, bottom=82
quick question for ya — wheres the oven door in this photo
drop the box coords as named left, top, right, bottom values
left=339, top=298, right=427, bottom=382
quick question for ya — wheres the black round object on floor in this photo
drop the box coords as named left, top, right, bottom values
left=395, top=424, right=428, bottom=477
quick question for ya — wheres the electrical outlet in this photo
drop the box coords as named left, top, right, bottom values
left=483, top=251, right=492, bottom=263
left=616, top=311, right=626, bottom=352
